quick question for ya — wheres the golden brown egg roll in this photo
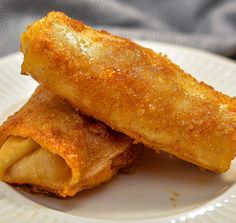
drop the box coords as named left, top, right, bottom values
left=0, top=87, right=141, bottom=197
left=21, top=11, right=236, bottom=173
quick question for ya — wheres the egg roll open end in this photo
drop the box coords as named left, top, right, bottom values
left=0, top=136, right=72, bottom=191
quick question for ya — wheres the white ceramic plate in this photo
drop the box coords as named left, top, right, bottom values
left=0, top=41, right=236, bottom=223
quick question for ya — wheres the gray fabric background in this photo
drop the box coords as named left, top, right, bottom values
left=0, top=0, right=236, bottom=58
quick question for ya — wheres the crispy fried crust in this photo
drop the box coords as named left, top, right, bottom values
left=0, top=87, right=142, bottom=197
left=21, top=12, right=236, bottom=173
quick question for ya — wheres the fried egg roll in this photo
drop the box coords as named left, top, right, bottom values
left=0, top=87, right=141, bottom=197
left=21, top=12, right=236, bottom=173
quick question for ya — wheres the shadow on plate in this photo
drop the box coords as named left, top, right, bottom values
left=15, top=148, right=236, bottom=218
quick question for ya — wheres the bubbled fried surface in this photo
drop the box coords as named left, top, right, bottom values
left=0, top=87, right=141, bottom=197
left=21, top=11, right=236, bottom=173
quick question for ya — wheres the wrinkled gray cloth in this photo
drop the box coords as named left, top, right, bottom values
left=0, top=0, right=236, bottom=57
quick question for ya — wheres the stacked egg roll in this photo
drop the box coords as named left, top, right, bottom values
left=21, top=11, right=236, bottom=173
left=0, top=87, right=141, bottom=197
